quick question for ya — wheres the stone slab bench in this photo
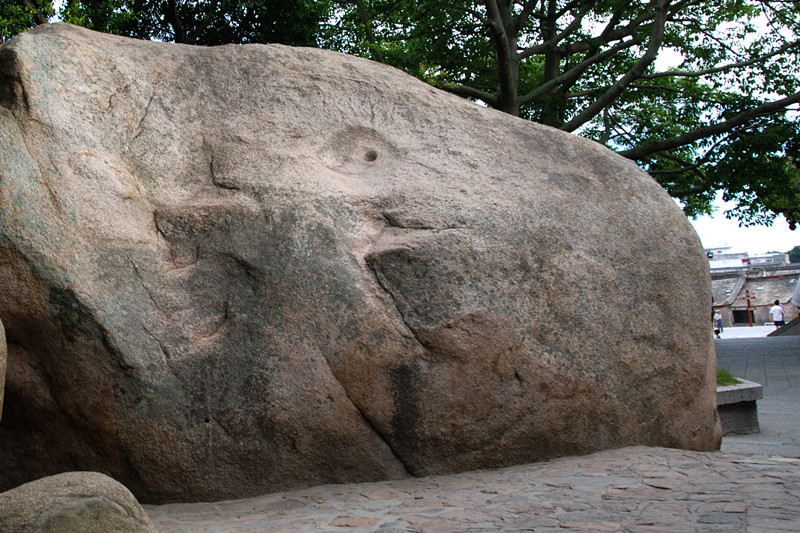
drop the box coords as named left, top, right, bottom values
left=717, top=379, right=763, bottom=435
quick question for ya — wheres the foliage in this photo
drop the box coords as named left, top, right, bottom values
left=1, top=0, right=53, bottom=41
left=323, top=0, right=800, bottom=229
left=716, top=368, right=741, bottom=387
left=789, top=245, right=800, bottom=263
left=2, top=0, right=334, bottom=46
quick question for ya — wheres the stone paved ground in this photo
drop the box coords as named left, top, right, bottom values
left=716, top=333, right=800, bottom=457
left=145, top=332, right=800, bottom=532
left=145, top=447, right=800, bottom=532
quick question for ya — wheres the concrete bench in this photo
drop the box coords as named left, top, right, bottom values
left=717, top=379, right=763, bottom=435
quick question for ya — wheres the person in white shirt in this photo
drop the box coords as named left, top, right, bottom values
left=770, top=299, right=785, bottom=328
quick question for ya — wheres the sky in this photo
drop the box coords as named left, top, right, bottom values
left=686, top=196, right=799, bottom=255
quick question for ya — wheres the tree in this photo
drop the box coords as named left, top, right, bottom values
left=324, top=0, right=800, bottom=229
left=789, top=245, right=800, bottom=263
left=2, top=1, right=334, bottom=46
left=1, top=0, right=53, bottom=41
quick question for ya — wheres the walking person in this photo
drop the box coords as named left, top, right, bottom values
left=770, top=299, right=785, bottom=329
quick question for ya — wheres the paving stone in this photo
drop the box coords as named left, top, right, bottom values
left=644, top=477, right=688, bottom=490
left=560, top=521, right=620, bottom=531
left=747, top=526, right=800, bottom=533
left=143, top=445, right=800, bottom=532
left=329, top=515, right=380, bottom=527
left=698, top=512, right=745, bottom=524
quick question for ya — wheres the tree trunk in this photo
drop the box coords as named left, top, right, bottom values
left=165, top=0, right=187, bottom=43
left=538, top=0, right=566, bottom=127
left=485, top=0, right=520, bottom=116
left=353, top=0, right=385, bottom=64
left=21, top=0, right=49, bottom=26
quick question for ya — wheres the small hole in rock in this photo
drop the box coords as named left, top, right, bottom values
left=364, top=149, right=380, bottom=162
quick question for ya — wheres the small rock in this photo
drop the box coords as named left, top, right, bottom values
left=0, top=471, right=157, bottom=533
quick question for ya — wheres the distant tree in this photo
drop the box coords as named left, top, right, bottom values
left=324, top=0, right=800, bottom=230
left=789, top=245, right=800, bottom=264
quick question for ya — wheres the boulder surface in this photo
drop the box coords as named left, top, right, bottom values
left=0, top=24, right=721, bottom=503
left=0, top=318, right=5, bottom=421
left=0, top=472, right=157, bottom=533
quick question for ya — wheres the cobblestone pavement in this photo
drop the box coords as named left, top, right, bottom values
left=716, top=335, right=800, bottom=458
left=145, top=447, right=800, bottom=532
left=145, top=334, right=800, bottom=532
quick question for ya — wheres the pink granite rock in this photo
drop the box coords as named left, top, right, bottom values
left=0, top=24, right=721, bottom=503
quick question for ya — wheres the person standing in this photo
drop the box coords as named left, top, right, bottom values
left=714, top=310, right=723, bottom=338
left=770, top=299, right=785, bottom=329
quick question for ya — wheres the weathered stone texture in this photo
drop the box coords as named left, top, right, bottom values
left=0, top=472, right=157, bottom=533
left=0, top=24, right=721, bottom=503
left=0, top=318, right=5, bottom=421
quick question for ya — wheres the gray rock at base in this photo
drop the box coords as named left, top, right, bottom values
left=0, top=471, right=157, bottom=533
left=0, top=23, right=721, bottom=503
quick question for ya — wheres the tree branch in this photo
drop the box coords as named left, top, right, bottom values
left=188, top=0, right=219, bottom=44
left=519, top=2, right=596, bottom=59
left=641, top=40, right=800, bottom=80
left=440, top=82, right=499, bottom=107
left=524, top=0, right=702, bottom=58
left=21, top=0, right=49, bottom=26
left=514, top=0, right=539, bottom=35
left=553, top=0, right=592, bottom=20
left=567, top=81, right=683, bottom=99
left=669, top=185, right=713, bottom=198
left=519, top=33, right=642, bottom=105
left=166, top=0, right=187, bottom=43
left=648, top=138, right=725, bottom=176
left=619, top=92, right=800, bottom=160
left=559, top=0, right=671, bottom=132
left=352, top=0, right=385, bottom=63
left=484, top=0, right=511, bottom=48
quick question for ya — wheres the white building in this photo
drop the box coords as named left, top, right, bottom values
left=705, top=247, right=789, bottom=271
left=705, top=246, right=750, bottom=270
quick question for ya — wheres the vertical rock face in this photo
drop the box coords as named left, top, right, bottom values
left=0, top=24, right=721, bottom=503
left=0, top=318, right=5, bottom=421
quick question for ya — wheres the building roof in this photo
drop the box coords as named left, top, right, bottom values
left=735, top=276, right=799, bottom=308
left=711, top=273, right=745, bottom=307
left=712, top=265, right=800, bottom=309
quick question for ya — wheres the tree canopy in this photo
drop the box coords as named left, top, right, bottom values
left=1, top=0, right=53, bottom=39
left=2, top=0, right=799, bottom=229
left=2, top=0, right=333, bottom=46
left=789, top=245, right=800, bottom=263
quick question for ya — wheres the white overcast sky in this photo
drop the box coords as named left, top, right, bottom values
left=687, top=196, right=799, bottom=254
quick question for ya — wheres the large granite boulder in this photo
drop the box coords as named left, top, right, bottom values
left=0, top=472, right=156, bottom=533
left=0, top=24, right=721, bottom=503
